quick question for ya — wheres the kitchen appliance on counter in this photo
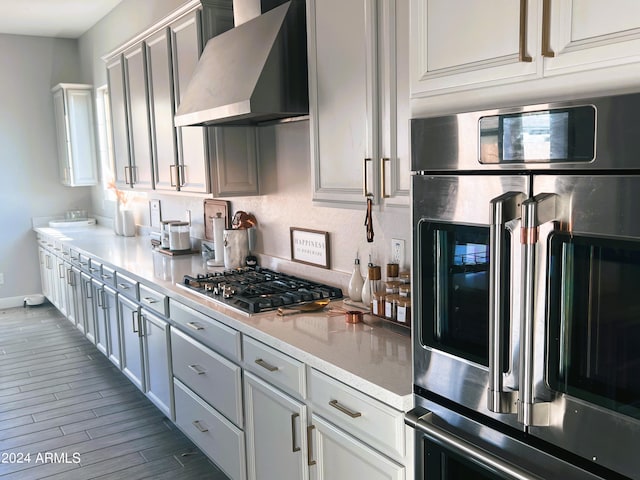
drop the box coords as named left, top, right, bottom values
left=179, top=267, right=342, bottom=315
left=408, top=93, right=640, bottom=479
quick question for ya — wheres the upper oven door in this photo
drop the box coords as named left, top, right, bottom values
left=413, top=174, right=530, bottom=430
left=522, top=175, right=640, bottom=479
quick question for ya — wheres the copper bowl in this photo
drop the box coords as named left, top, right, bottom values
left=344, top=310, right=363, bottom=324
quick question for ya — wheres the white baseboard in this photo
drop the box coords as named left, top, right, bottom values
left=0, top=294, right=48, bottom=309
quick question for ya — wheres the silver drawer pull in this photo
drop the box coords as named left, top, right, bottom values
left=291, top=413, right=301, bottom=452
left=192, top=420, right=208, bottom=433
left=255, top=358, right=279, bottom=372
left=117, top=283, right=130, bottom=289
left=188, top=364, right=206, bottom=375
left=329, top=399, right=362, bottom=418
left=101, top=274, right=112, bottom=280
left=186, top=321, right=204, bottom=331
left=89, top=267, right=98, bottom=273
left=142, top=297, right=158, bottom=304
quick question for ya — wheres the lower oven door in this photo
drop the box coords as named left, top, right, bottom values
left=406, top=398, right=604, bottom=480
left=413, top=174, right=529, bottom=429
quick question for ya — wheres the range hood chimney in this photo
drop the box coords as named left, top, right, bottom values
left=174, top=0, right=308, bottom=127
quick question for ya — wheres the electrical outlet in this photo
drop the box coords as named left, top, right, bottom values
left=391, top=238, right=405, bottom=267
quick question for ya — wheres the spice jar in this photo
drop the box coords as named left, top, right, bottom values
left=384, top=293, right=398, bottom=320
left=372, top=290, right=385, bottom=317
left=397, top=296, right=411, bottom=325
left=386, top=263, right=399, bottom=279
left=399, top=270, right=411, bottom=284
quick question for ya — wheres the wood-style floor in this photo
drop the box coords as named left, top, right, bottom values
left=0, top=304, right=228, bottom=479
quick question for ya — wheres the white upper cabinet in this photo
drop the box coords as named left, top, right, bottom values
left=544, top=0, right=640, bottom=75
left=123, top=44, right=154, bottom=190
left=51, top=84, right=98, bottom=187
left=146, top=27, right=178, bottom=192
left=308, top=0, right=410, bottom=208
left=170, top=10, right=211, bottom=194
left=105, top=1, right=260, bottom=197
left=411, top=0, right=640, bottom=103
left=411, top=0, right=540, bottom=95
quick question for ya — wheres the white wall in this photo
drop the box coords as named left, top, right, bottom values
left=0, top=34, right=92, bottom=304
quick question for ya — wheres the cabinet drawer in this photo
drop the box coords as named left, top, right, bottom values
left=139, top=283, right=167, bottom=317
left=100, top=265, right=116, bottom=286
left=309, top=369, right=406, bottom=461
left=169, top=300, right=241, bottom=363
left=115, top=271, right=138, bottom=300
left=243, top=336, right=306, bottom=399
left=171, top=328, right=243, bottom=427
left=174, top=379, right=246, bottom=480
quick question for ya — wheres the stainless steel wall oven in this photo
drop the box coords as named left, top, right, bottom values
left=407, top=93, right=640, bottom=480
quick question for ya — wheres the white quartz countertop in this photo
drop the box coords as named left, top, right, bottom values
left=35, top=226, right=413, bottom=411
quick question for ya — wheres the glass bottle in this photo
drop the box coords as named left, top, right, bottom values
left=347, top=256, right=364, bottom=302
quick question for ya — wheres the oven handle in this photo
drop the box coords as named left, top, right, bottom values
left=405, top=407, right=543, bottom=480
left=518, top=193, right=557, bottom=427
left=488, top=192, right=525, bottom=414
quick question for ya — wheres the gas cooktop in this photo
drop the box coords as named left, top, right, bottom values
left=178, top=267, right=343, bottom=315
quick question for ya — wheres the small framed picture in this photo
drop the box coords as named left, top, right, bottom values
left=290, top=227, right=330, bottom=269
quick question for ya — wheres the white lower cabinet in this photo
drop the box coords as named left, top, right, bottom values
left=174, top=378, right=246, bottom=480
left=308, top=369, right=408, bottom=480
left=244, top=371, right=309, bottom=480
left=80, top=272, right=96, bottom=343
left=103, top=286, right=121, bottom=368
left=169, top=300, right=245, bottom=479
left=310, top=414, right=404, bottom=480
left=118, top=295, right=144, bottom=391
left=92, top=279, right=109, bottom=355
left=142, top=309, right=173, bottom=419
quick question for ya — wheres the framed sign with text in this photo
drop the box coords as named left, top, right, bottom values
left=290, top=227, right=330, bottom=269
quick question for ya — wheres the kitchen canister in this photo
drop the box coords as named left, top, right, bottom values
left=169, top=221, right=191, bottom=251
left=223, top=229, right=249, bottom=269
left=210, top=214, right=226, bottom=266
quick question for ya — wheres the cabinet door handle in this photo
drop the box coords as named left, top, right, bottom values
left=101, top=274, right=112, bottom=280
left=117, top=283, right=129, bottom=290
left=291, top=413, right=301, bottom=452
left=541, top=0, right=555, bottom=57
left=362, top=158, right=374, bottom=198
left=98, top=288, right=105, bottom=309
left=179, top=165, right=186, bottom=187
left=132, top=310, right=139, bottom=335
left=192, top=420, right=208, bottom=433
left=255, top=358, right=278, bottom=372
left=380, top=157, right=391, bottom=198
left=329, top=399, right=362, bottom=418
left=169, top=164, right=178, bottom=187
left=58, top=263, right=65, bottom=279
left=142, top=297, right=158, bottom=304
left=67, top=269, right=74, bottom=286
left=188, top=364, right=207, bottom=375
left=86, top=280, right=92, bottom=299
left=519, top=0, right=533, bottom=62
left=186, top=321, right=204, bottom=331
left=124, top=165, right=131, bottom=185
left=306, top=425, right=316, bottom=466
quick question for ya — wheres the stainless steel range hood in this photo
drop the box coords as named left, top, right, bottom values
left=174, top=0, right=308, bottom=126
